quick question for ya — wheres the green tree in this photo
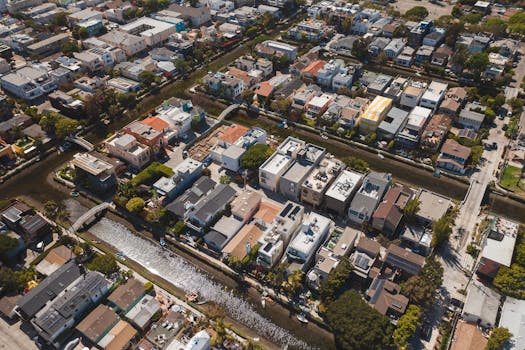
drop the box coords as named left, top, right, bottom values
left=126, top=197, right=145, bottom=213
left=401, top=257, right=443, bottom=309
left=404, top=6, right=429, bottom=21
left=486, top=327, right=512, bottom=350
left=482, top=18, right=508, bottom=37
left=270, top=97, right=290, bottom=114
left=139, top=70, right=160, bottom=89
left=465, top=52, right=490, bottom=79
left=404, top=199, right=421, bottom=224
left=87, top=254, right=119, bottom=276
left=461, top=12, right=482, bottom=24
left=61, top=41, right=80, bottom=57
left=326, top=290, right=394, bottom=350
left=282, top=270, right=304, bottom=298
left=219, top=175, right=231, bottom=184
left=240, top=89, right=255, bottom=105
left=191, top=115, right=202, bottom=131
left=319, top=258, right=353, bottom=304
left=394, top=305, right=422, bottom=349
left=0, top=235, right=20, bottom=261
left=451, top=45, right=469, bottom=69
left=431, top=214, right=453, bottom=248
left=39, top=113, right=59, bottom=134
left=117, top=93, right=137, bottom=110
left=52, top=11, right=68, bottom=27
left=451, top=5, right=462, bottom=18
left=55, top=118, right=79, bottom=139
left=0, top=267, right=33, bottom=293
left=240, top=144, right=273, bottom=170
left=170, top=220, right=186, bottom=237
left=352, top=38, right=369, bottom=61
left=445, top=22, right=465, bottom=47
left=508, top=11, right=525, bottom=35
left=493, top=264, right=525, bottom=299
left=174, top=59, right=191, bottom=75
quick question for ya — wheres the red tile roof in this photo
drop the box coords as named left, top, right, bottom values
left=255, top=81, right=274, bottom=98
left=301, top=60, right=326, bottom=77
left=219, top=124, right=249, bottom=144
left=141, top=117, right=169, bottom=132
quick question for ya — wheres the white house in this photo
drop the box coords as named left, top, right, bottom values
left=105, top=133, right=151, bottom=169
left=420, top=81, right=447, bottom=111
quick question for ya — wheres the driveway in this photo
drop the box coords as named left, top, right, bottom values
left=0, top=319, right=39, bottom=350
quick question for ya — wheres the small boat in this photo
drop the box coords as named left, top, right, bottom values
left=70, top=191, right=80, bottom=197
left=116, top=252, right=126, bottom=261
left=160, top=239, right=166, bottom=247
left=261, top=297, right=266, bottom=308
left=196, top=300, right=208, bottom=305
left=297, top=312, right=309, bottom=324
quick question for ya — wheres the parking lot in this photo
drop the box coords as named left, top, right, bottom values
left=391, top=0, right=452, bottom=19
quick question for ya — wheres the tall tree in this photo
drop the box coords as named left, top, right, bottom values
left=486, top=327, right=512, bottom=350
left=431, top=214, right=453, bottom=248
left=326, top=291, right=394, bottom=350
left=319, top=258, right=353, bottom=304
left=394, top=305, right=422, bottom=349
left=403, top=199, right=421, bottom=224
left=401, top=257, right=443, bottom=309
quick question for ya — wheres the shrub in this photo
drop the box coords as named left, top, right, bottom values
left=131, top=162, right=173, bottom=186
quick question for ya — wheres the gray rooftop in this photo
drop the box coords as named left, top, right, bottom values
left=378, top=107, right=409, bottom=135
left=190, top=184, right=236, bottom=223
left=17, top=260, right=81, bottom=319
left=166, top=177, right=216, bottom=217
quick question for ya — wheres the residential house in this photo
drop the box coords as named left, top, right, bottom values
left=423, top=28, right=445, bottom=47
left=286, top=212, right=332, bottom=268
left=329, top=35, right=359, bottom=54
left=348, top=172, right=392, bottom=224
left=420, top=114, right=452, bottom=152
left=365, top=276, right=408, bottom=318
left=168, top=5, right=211, bottom=27
left=431, top=45, right=453, bottom=67
left=0, top=66, right=57, bottom=101
left=289, top=19, right=332, bottom=42
left=105, top=134, right=151, bottom=170
left=337, top=97, right=369, bottom=129
left=400, top=225, right=432, bottom=256
left=395, top=106, right=432, bottom=148
left=222, top=223, right=263, bottom=260
left=257, top=201, right=304, bottom=268
left=420, top=81, right=448, bottom=111
left=16, top=260, right=82, bottom=319
left=400, top=83, right=426, bottom=109
left=439, top=87, right=468, bottom=117
left=26, top=33, right=70, bottom=57
left=35, top=245, right=75, bottom=276
left=165, top=177, right=216, bottom=218
left=368, top=74, right=393, bottom=96
left=462, top=280, right=501, bottom=328
left=97, top=320, right=137, bottom=350
left=71, top=152, right=119, bottom=193
left=253, top=201, right=282, bottom=229
left=231, top=191, right=261, bottom=223
left=450, top=321, right=488, bottom=350
left=350, top=236, right=381, bottom=278
left=372, top=185, right=413, bottom=236
left=153, top=158, right=203, bottom=201
left=99, top=30, right=147, bottom=57
left=324, top=170, right=364, bottom=215
left=32, top=272, right=111, bottom=343
left=377, top=107, right=409, bottom=140
left=415, top=189, right=452, bottom=225
left=187, top=184, right=236, bottom=232
left=255, top=40, right=297, bottom=60
left=125, top=294, right=161, bottom=330
left=316, top=59, right=344, bottom=88
left=384, top=38, right=405, bottom=59
left=394, top=46, right=415, bottom=67
left=384, top=244, right=425, bottom=276
left=368, top=37, right=391, bottom=56
left=76, top=305, right=120, bottom=346
left=437, top=139, right=471, bottom=174
left=414, top=45, right=434, bottom=66
left=305, top=93, right=334, bottom=118
left=458, top=102, right=485, bottom=130
left=408, top=20, right=432, bottom=47
left=123, top=120, right=164, bottom=150
left=477, top=217, right=518, bottom=279
left=202, top=72, right=245, bottom=99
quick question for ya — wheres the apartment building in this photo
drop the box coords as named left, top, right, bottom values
left=395, top=106, right=432, bottom=148
left=99, top=30, right=147, bottom=57
left=153, top=158, right=203, bottom=201
left=358, top=95, right=393, bottom=134
left=420, top=81, right=448, bottom=111
left=324, top=170, right=364, bottom=215
left=120, top=17, right=177, bottom=46
left=301, top=156, right=344, bottom=207
left=0, top=66, right=57, bottom=101
left=400, top=83, right=426, bottom=109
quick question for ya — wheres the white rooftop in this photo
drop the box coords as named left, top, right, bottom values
left=325, top=170, right=363, bottom=202
left=260, top=152, right=293, bottom=175
left=287, top=212, right=331, bottom=260
left=407, top=106, right=432, bottom=129
left=499, top=297, right=525, bottom=350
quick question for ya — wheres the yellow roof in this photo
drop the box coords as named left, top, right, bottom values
left=360, top=96, right=392, bottom=122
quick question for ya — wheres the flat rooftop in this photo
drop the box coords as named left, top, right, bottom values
left=260, top=152, right=293, bottom=175
left=325, top=170, right=363, bottom=202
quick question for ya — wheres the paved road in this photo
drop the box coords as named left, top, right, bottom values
left=0, top=319, right=39, bottom=350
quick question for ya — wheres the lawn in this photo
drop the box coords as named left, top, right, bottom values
left=501, top=165, right=525, bottom=192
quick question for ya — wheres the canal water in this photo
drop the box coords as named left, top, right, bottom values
left=88, top=217, right=312, bottom=349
